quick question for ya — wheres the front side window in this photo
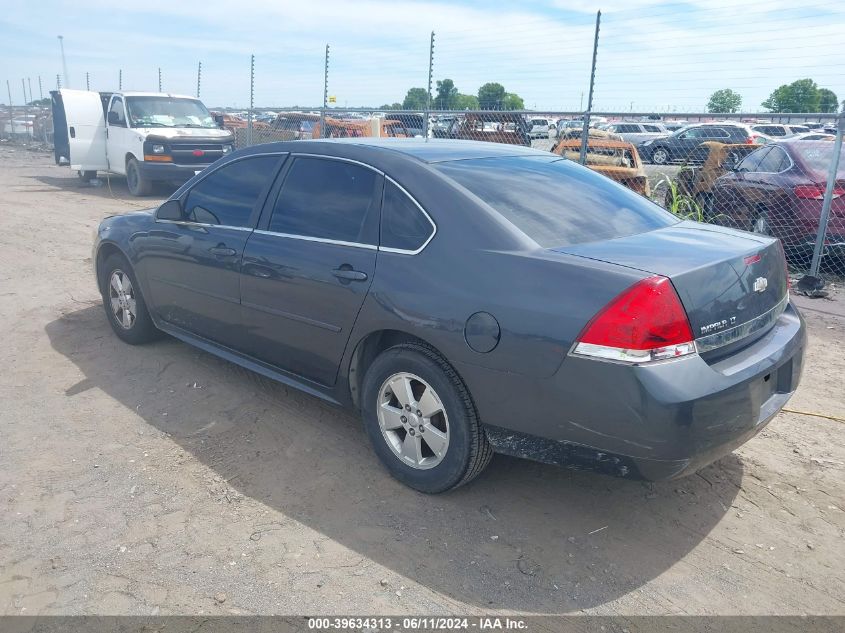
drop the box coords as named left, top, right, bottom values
left=126, top=96, right=217, bottom=129
left=381, top=181, right=434, bottom=252
left=436, top=156, right=677, bottom=248
left=108, top=98, right=126, bottom=126
left=183, top=156, right=280, bottom=227
left=270, top=157, right=381, bottom=245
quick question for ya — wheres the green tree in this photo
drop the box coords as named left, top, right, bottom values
left=477, top=82, right=506, bottom=109
left=501, top=92, right=524, bottom=110
left=762, top=78, right=821, bottom=112
left=402, top=87, right=429, bottom=110
left=818, top=88, right=839, bottom=113
left=27, top=98, right=51, bottom=107
left=454, top=93, right=479, bottom=110
left=707, top=88, right=742, bottom=113
left=435, top=78, right=458, bottom=109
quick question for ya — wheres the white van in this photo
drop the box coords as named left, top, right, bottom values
left=51, top=89, right=235, bottom=196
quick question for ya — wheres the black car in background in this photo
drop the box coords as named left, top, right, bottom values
left=92, top=139, right=804, bottom=493
left=639, top=123, right=755, bottom=164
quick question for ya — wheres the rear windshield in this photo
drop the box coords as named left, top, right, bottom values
left=795, top=144, right=845, bottom=176
left=435, top=156, right=677, bottom=247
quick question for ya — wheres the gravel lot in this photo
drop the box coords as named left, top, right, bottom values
left=0, top=146, right=843, bottom=617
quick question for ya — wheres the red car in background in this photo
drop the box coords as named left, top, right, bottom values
left=710, top=140, right=845, bottom=266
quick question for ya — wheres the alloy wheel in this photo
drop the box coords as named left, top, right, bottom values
left=109, top=269, right=137, bottom=330
left=652, top=148, right=669, bottom=164
left=377, top=372, right=450, bottom=470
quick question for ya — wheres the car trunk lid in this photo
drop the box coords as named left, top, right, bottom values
left=554, top=221, right=789, bottom=353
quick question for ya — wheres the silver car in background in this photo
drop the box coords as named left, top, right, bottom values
left=603, top=121, right=668, bottom=145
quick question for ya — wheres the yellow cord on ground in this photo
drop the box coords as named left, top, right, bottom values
left=782, top=408, right=845, bottom=423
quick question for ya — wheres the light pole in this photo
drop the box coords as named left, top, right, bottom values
left=58, top=35, right=69, bottom=88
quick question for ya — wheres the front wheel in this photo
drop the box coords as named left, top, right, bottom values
left=126, top=158, right=152, bottom=196
left=361, top=343, right=493, bottom=493
left=100, top=253, right=161, bottom=344
left=651, top=147, right=669, bottom=165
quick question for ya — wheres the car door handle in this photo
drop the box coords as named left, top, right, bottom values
left=332, top=268, right=368, bottom=282
left=209, top=246, right=237, bottom=257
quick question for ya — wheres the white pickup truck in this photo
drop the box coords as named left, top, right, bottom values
left=51, top=89, right=235, bottom=196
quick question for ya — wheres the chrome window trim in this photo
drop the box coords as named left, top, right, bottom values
left=154, top=219, right=252, bottom=232
left=380, top=176, right=437, bottom=256
left=253, top=229, right=378, bottom=251
left=695, top=293, right=790, bottom=353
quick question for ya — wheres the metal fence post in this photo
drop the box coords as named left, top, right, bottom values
left=246, top=54, right=255, bottom=146
left=27, top=78, right=33, bottom=104
left=38, top=76, right=43, bottom=101
left=21, top=79, right=28, bottom=140
left=425, top=31, right=434, bottom=141
left=119, top=69, right=122, bottom=91
left=6, top=80, right=13, bottom=140
left=56, top=74, right=61, bottom=90
left=321, top=44, right=329, bottom=139
left=158, top=68, right=162, bottom=92
left=808, top=111, right=845, bottom=279
left=86, top=72, right=90, bottom=91
left=579, top=10, right=601, bottom=165
left=197, top=61, right=202, bottom=99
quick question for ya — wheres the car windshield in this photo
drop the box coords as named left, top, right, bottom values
left=126, top=96, right=217, bottom=129
left=435, top=156, right=676, bottom=247
left=794, top=144, right=845, bottom=176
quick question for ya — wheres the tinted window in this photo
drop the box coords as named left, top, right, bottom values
left=737, top=147, right=770, bottom=172
left=381, top=181, right=433, bottom=252
left=617, top=124, right=640, bottom=133
left=270, top=157, right=380, bottom=244
left=756, top=146, right=790, bottom=173
left=436, top=156, right=677, bottom=248
left=108, top=98, right=126, bottom=126
left=702, top=127, right=729, bottom=139
left=642, top=124, right=661, bottom=132
left=184, top=156, right=279, bottom=227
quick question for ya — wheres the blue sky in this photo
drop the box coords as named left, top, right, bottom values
left=0, top=0, right=843, bottom=112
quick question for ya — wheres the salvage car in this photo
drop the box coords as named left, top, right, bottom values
left=663, top=141, right=761, bottom=212
left=709, top=140, right=845, bottom=266
left=447, top=113, right=530, bottom=145
left=93, top=139, right=805, bottom=493
left=602, top=121, right=668, bottom=145
left=551, top=138, right=650, bottom=196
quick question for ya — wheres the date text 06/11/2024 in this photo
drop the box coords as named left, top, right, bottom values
left=306, top=617, right=528, bottom=630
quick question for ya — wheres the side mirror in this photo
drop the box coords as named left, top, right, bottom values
left=155, top=199, right=183, bottom=221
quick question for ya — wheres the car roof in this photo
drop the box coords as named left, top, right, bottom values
left=120, top=91, right=200, bottom=100
left=238, top=138, right=547, bottom=164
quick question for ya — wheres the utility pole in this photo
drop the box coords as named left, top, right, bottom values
left=321, top=44, right=329, bottom=139
left=425, top=31, right=435, bottom=141
left=57, top=35, right=69, bottom=88
left=196, top=61, right=202, bottom=98
left=578, top=10, right=601, bottom=165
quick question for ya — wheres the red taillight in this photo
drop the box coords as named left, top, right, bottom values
left=794, top=185, right=845, bottom=200
left=573, top=276, right=696, bottom=363
left=745, top=137, right=755, bottom=144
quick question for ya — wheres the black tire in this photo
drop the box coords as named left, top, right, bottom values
left=651, top=146, right=670, bottom=165
left=100, top=253, right=161, bottom=345
left=361, top=343, right=493, bottom=493
left=126, top=157, right=152, bottom=196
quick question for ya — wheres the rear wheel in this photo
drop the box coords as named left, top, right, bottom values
left=126, top=158, right=152, bottom=196
left=651, top=147, right=669, bottom=165
left=361, top=343, right=493, bottom=493
left=100, top=253, right=160, bottom=344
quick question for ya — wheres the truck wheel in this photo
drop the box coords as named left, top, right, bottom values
left=361, top=343, right=493, bottom=494
left=126, top=158, right=152, bottom=196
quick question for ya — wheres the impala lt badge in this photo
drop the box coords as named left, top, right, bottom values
left=753, top=277, right=768, bottom=293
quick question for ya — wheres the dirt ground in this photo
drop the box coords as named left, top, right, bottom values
left=0, top=146, right=843, bottom=617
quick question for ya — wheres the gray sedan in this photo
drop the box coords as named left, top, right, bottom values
left=92, top=139, right=805, bottom=493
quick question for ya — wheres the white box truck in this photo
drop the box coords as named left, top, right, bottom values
left=51, top=89, right=235, bottom=196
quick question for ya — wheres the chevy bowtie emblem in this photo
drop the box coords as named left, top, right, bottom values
left=753, top=277, right=768, bottom=293
left=192, top=149, right=205, bottom=157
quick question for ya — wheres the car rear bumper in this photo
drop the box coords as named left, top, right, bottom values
left=137, top=161, right=214, bottom=183
left=466, top=302, right=806, bottom=480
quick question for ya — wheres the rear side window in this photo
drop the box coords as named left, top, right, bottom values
left=617, top=124, right=640, bottom=133
left=184, top=156, right=280, bottom=227
left=270, top=157, right=381, bottom=244
left=737, top=147, right=770, bottom=172
left=436, top=156, right=677, bottom=248
left=380, top=181, right=434, bottom=252
left=756, top=146, right=791, bottom=173
left=703, top=127, right=730, bottom=139
left=642, top=124, right=661, bottom=132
